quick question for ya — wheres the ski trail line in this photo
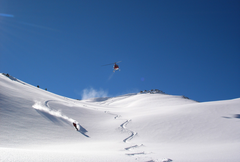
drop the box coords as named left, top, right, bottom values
left=33, top=100, right=75, bottom=123
left=121, top=120, right=138, bottom=143
left=105, top=111, right=137, bottom=143
left=32, top=100, right=89, bottom=137
left=125, top=144, right=144, bottom=151
left=104, top=110, right=156, bottom=161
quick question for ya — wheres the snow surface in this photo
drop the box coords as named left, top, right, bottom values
left=0, top=73, right=240, bottom=162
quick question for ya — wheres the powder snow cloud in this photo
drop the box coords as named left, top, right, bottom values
left=81, top=87, right=108, bottom=100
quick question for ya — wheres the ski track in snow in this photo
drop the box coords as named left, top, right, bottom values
left=105, top=111, right=137, bottom=143
left=104, top=111, right=147, bottom=158
left=125, top=144, right=144, bottom=151
left=32, top=100, right=89, bottom=137
left=121, top=120, right=138, bottom=143
left=32, top=99, right=170, bottom=161
left=126, top=152, right=145, bottom=156
left=33, top=100, right=75, bottom=123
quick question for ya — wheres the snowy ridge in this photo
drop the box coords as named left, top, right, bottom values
left=1, top=73, right=240, bottom=162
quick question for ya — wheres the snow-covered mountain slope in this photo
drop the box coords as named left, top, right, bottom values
left=1, top=73, right=240, bottom=162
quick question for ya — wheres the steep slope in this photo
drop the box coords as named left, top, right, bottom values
left=0, top=73, right=240, bottom=162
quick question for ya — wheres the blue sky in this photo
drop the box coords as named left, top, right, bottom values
left=0, top=0, right=239, bottom=102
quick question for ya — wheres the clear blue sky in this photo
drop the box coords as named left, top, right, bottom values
left=1, top=0, right=239, bottom=102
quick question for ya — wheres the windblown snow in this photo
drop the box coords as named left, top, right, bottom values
left=0, top=73, right=240, bottom=162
